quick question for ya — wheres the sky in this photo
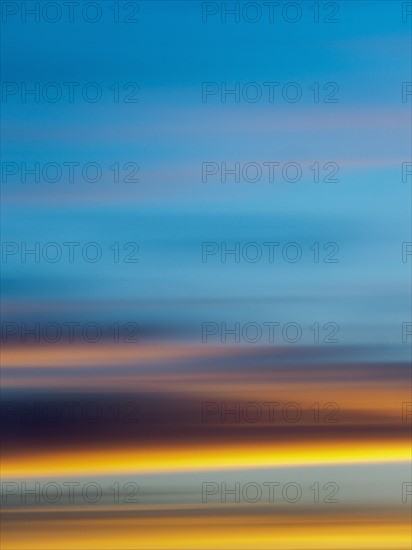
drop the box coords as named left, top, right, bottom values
left=1, top=1, right=411, bottom=549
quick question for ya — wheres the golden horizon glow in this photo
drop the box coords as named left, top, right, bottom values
left=2, top=439, right=410, bottom=478
left=2, top=514, right=411, bottom=550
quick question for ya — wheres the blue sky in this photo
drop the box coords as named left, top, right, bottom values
left=1, top=0, right=411, bottom=349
